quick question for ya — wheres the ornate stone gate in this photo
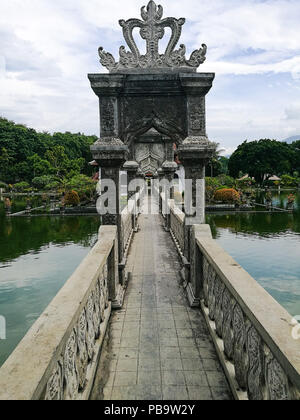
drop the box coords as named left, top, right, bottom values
left=88, top=0, right=216, bottom=287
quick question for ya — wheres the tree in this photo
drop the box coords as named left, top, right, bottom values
left=207, top=142, right=226, bottom=177
left=27, top=154, right=54, bottom=178
left=228, top=139, right=294, bottom=185
left=0, top=117, right=97, bottom=184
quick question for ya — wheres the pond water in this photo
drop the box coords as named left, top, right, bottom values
left=0, top=196, right=100, bottom=367
left=206, top=190, right=300, bottom=317
left=0, top=190, right=299, bottom=367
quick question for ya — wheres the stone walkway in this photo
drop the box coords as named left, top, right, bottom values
left=91, top=197, right=232, bottom=401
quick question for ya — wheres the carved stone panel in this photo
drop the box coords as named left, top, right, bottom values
left=247, top=326, right=264, bottom=400
left=86, top=294, right=96, bottom=361
left=222, top=288, right=234, bottom=360
left=135, top=142, right=165, bottom=174
left=120, top=96, right=187, bottom=145
left=232, top=304, right=248, bottom=390
left=76, top=309, right=88, bottom=391
left=100, top=97, right=117, bottom=137
left=214, top=276, right=225, bottom=338
left=45, top=360, right=64, bottom=401
left=265, top=349, right=290, bottom=400
left=188, top=96, right=206, bottom=136
left=63, top=330, right=79, bottom=400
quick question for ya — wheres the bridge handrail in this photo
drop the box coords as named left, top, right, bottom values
left=194, top=225, right=300, bottom=400
left=0, top=226, right=118, bottom=400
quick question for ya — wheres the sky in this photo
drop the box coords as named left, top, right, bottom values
left=1, top=0, right=300, bottom=156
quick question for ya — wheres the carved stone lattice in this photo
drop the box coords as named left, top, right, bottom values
left=93, top=284, right=101, bottom=339
left=247, top=326, right=264, bottom=400
left=98, top=1, right=207, bottom=72
left=76, top=309, right=88, bottom=391
left=222, top=288, right=234, bottom=360
left=45, top=360, right=64, bottom=401
left=214, top=276, right=225, bottom=338
left=203, top=258, right=210, bottom=307
left=63, top=330, right=79, bottom=400
left=99, top=275, right=106, bottom=322
left=86, top=295, right=96, bottom=361
left=232, top=304, right=248, bottom=390
left=265, top=348, right=290, bottom=400
left=206, top=262, right=216, bottom=321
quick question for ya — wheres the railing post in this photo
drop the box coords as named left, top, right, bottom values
left=123, top=161, right=139, bottom=232
left=91, top=138, right=128, bottom=291
left=187, top=225, right=212, bottom=306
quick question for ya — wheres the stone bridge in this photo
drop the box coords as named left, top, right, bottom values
left=0, top=191, right=299, bottom=400
left=0, top=1, right=299, bottom=401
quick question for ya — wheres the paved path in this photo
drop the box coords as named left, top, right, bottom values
left=91, top=198, right=232, bottom=400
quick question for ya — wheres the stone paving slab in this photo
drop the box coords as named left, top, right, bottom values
left=91, top=198, right=232, bottom=401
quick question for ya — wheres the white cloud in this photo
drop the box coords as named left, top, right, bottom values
left=0, top=0, right=300, bottom=151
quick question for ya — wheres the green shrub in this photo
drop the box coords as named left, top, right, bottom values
left=13, top=181, right=30, bottom=192
left=65, top=174, right=96, bottom=200
left=237, top=177, right=256, bottom=189
left=45, top=181, right=60, bottom=191
left=32, top=175, right=58, bottom=190
left=280, top=174, right=298, bottom=187
left=64, top=190, right=80, bottom=206
left=216, top=175, right=236, bottom=188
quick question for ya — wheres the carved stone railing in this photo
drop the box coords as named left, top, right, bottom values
left=121, top=190, right=143, bottom=258
left=169, top=199, right=185, bottom=255
left=193, top=225, right=300, bottom=400
left=0, top=226, right=119, bottom=400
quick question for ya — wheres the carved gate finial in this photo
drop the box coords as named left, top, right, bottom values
left=98, top=1, right=207, bottom=72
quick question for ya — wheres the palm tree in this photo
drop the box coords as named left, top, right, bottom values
left=209, top=142, right=226, bottom=177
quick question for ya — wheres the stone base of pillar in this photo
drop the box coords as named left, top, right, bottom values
left=111, top=284, right=126, bottom=310
left=185, top=282, right=200, bottom=308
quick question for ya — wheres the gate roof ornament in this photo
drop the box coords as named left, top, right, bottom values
left=98, top=0, right=207, bottom=73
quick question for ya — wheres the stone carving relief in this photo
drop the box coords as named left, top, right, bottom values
left=86, top=294, right=96, bottom=361
left=77, top=309, right=88, bottom=390
left=188, top=97, right=206, bottom=135
left=247, top=326, right=264, bottom=400
left=98, top=1, right=207, bottom=72
left=222, top=288, right=234, bottom=360
left=45, top=360, right=64, bottom=401
left=265, top=349, right=289, bottom=400
left=214, top=276, right=225, bottom=338
left=232, top=304, right=248, bottom=390
left=43, top=271, right=110, bottom=400
left=119, top=95, right=186, bottom=149
left=64, top=330, right=79, bottom=400
left=135, top=142, right=165, bottom=174
left=100, top=98, right=116, bottom=136
left=200, top=249, right=299, bottom=400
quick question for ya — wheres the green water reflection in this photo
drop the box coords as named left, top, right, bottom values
left=207, top=190, right=300, bottom=317
left=0, top=197, right=100, bottom=367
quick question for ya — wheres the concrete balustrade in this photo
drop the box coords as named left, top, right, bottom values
left=169, top=199, right=185, bottom=255
left=0, top=226, right=119, bottom=400
left=194, top=225, right=300, bottom=400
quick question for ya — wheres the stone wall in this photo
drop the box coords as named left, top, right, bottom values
left=0, top=226, right=119, bottom=400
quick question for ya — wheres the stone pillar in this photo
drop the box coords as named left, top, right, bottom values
left=124, top=161, right=139, bottom=201
left=157, top=168, right=164, bottom=213
left=123, top=160, right=139, bottom=231
left=161, top=161, right=178, bottom=230
left=91, top=138, right=128, bottom=288
left=177, top=73, right=215, bottom=306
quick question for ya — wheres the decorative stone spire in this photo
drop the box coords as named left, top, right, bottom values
left=98, top=0, right=207, bottom=73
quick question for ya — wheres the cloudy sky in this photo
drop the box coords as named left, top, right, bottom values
left=1, top=0, right=300, bottom=155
